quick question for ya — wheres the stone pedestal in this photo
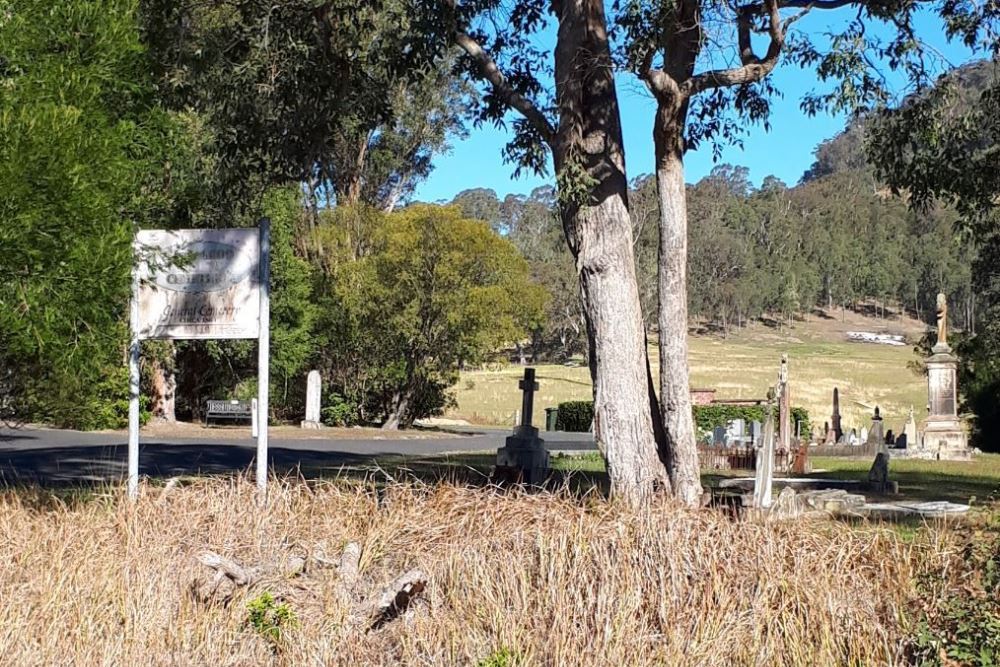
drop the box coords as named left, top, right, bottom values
left=917, top=344, right=970, bottom=460
left=495, top=425, right=550, bottom=485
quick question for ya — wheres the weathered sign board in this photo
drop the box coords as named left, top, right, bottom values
left=128, top=223, right=271, bottom=498
left=135, top=229, right=260, bottom=340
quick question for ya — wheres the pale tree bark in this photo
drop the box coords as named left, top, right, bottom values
left=451, top=0, right=668, bottom=501
left=637, top=0, right=801, bottom=505
left=654, top=106, right=701, bottom=504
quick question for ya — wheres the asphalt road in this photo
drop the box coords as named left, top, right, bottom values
left=0, top=425, right=595, bottom=486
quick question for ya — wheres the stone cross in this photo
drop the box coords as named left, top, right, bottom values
left=518, top=367, right=539, bottom=431
left=301, top=370, right=322, bottom=429
left=496, top=367, right=549, bottom=484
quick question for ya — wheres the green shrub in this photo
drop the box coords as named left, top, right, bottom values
left=477, top=648, right=521, bottom=667
left=321, top=393, right=360, bottom=427
left=246, top=592, right=297, bottom=645
left=909, top=515, right=1000, bottom=665
left=555, top=401, right=593, bottom=432
left=554, top=400, right=810, bottom=438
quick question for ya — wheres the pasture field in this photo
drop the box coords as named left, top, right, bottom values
left=450, top=311, right=928, bottom=434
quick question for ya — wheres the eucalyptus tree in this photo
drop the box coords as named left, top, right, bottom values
left=613, top=0, right=998, bottom=502
left=428, top=0, right=670, bottom=501
left=142, top=0, right=466, bottom=214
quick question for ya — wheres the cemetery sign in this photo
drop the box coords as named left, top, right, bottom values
left=128, top=223, right=271, bottom=499
left=135, top=229, right=261, bottom=340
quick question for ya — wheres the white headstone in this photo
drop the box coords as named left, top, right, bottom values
left=859, top=426, right=869, bottom=444
left=302, top=370, right=322, bottom=429
left=752, top=408, right=776, bottom=509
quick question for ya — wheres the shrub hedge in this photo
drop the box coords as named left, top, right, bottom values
left=554, top=400, right=810, bottom=436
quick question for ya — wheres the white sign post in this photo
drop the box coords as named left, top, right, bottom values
left=128, top=221, right=270, bottom=498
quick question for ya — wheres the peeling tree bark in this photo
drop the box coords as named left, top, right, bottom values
left=552, top=0, right=668, bottom=500
left=654, top=108, right=701, bottom=506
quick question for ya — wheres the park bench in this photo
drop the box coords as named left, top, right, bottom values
left=205, top=399, right=253, bottom=426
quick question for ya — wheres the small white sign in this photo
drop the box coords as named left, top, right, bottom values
left=136, top=229, right=260, bottom=340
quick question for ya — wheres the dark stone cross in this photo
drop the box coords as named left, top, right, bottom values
left=496, top=366, right=549, bottom=484
left=518, top=367, right=539, bottom=429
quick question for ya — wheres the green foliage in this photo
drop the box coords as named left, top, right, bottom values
left=555, top=401, right=594, bottom=432
left=143, top=0, right=466, bottom=210
left=477, top=647, right=522, bottom=667
left=0, top=0, right=168, bottom=429
left=321, top=394, right=359, bottom=427
left=246, top=592, right=297, bottom=645
left=312, top=204, right=542, bottom=427
left=555, top=400, right=811, bottom=439
left=910, top=513, right=1000, bottom=666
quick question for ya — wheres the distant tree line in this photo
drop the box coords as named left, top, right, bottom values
left=449, top=157, right=978, bottom=356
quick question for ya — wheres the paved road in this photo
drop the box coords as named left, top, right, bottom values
left=0, top=425, right=595, bottom=486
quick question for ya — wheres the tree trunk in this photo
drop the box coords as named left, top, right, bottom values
left=652, top=106, right=702, bottom=506
left=382, top=383, right=414, bottom=431
left=552, top=0, right=667, bottom=502
left=148, top=351, right=176, bottom=423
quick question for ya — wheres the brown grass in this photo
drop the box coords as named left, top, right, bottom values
left=0, top=477, right=953, bottom=666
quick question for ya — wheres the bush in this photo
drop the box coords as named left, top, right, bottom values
left=246, top=592, right=296, bottom=645
left=321, top=393, right=360, bottom=427
left=555, top=400, right=810, bottom=437
left=555, top=401, right=594, bottom=432
left=909, top=513, right=1000, bottom=665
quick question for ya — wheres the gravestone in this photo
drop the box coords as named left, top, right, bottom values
left=902, top=406, right=918, bottom=444
left=859, top=426, right=869, bottom=445
left=778, top=354, right=791, bottom=451
left=712, top=426, right=727, bottom=446
left=896, top=432, right=908, bottom=449
left=726, top=419, right=746, bottom=446
left=791, top=444, right=811, bottom=475
left=866, top=406, right=884, bottom=447
left=920, top=294, right=971, bottom=460
left=751, top=397, right=777, bottom=509
left=831, top=387, right=843, bottom=442
left=867, top=451, right=895, bottom=494
left=301, top=370, right=322, bottom=429
left=495, top=368, right=550, bottom=484
left=750, top=421, right=762, bottom=445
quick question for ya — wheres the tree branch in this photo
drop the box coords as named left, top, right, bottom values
left=684, top=0, right=811, bottom=95
left=450, top=24, right=556, bottom=148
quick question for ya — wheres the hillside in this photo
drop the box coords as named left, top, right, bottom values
left=449, top=308, right=930, bottom=435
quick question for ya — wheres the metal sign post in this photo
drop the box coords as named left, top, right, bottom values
left=127, top=222, right=270, bottom=499
left=255, top=218, right=271, bottom=495
left=127, top=239, right=141, bottom=499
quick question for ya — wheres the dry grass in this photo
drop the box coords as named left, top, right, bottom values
left=451, top=313, right=926, bottom=431
left=0, top=476, right=957, bottom=666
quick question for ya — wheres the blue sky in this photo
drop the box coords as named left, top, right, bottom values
left=413, top=8, right=979, bottom=203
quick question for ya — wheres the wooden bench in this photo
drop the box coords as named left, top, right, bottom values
left=205, top=399, right=252, bottom=426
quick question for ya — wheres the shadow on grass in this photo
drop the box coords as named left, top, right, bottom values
left=0, top=443, right=610, bottom=500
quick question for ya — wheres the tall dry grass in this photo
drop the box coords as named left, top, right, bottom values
left=0, top=477, right=948, bottom=666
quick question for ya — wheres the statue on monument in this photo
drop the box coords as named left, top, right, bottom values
left=936, top=292, right=948, bottom=348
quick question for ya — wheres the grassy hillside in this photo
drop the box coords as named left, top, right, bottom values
left=449, top=310, right=929, bottom=434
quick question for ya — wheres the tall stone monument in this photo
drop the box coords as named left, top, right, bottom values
left=920, top=293, right=971, bottom=460
left=495, top=368, right=550, bottom=484
left=778, top=354, right=790, bottom=451
left=831, top=387, right=843, bottom=442
left=301, top=370, right=322, bottom=429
